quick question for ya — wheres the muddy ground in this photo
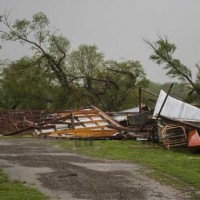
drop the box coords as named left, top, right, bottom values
left=0, top=138, right=196, bottom=200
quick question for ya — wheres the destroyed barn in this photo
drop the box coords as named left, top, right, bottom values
left=0, top=86, right=200, bottom=152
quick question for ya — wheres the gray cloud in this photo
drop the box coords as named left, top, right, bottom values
left=0, top=0, right=199, bottom=82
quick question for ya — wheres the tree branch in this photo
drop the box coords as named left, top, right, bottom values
left=144, top=39, right=198, bottom=93
left=66, top=74, right=119, bottom=89
left=51, top=35, right=66, bottom=65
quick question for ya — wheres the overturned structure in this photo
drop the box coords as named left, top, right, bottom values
left=154, top=90, right=200, bottom=150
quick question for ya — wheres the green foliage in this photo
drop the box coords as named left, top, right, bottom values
left=143, top=81, right=189, bottom=109
left=0, top=57, right=55, bottom=109
left=68, top=45, right=148, bottom=111
left=0, top=12, right=149, bottom=110
left=0, top=12, right=71, bottom=89
left=147, top=81, right=188, bottom=99
left=49, top=35, right=70, bottom=61
left=146, top=36, right=200, bottom=105
left=102, top=60, right=148, bottom=111
left=0, top=167, right=47, bottom=200
left=148, top=38, right=192, bottom=83
left=69, top=45, right=104, bottom=76
left=0, top=45, right=148, bottom=110
left=1, top=12, right=49, bottom=45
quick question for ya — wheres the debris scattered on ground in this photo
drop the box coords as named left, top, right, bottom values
left=153, top=89, right=200, bottom=150
left=35, top=105, right=127, bottom=139
left=0, top=86, right=200, bottom=152
left=0, top=106, right=133, bottom=139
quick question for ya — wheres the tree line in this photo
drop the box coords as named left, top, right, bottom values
left=0, top=12, right=199, bottom=110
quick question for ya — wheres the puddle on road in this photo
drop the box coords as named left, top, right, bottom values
left=0, top=159, right=83, bottom=200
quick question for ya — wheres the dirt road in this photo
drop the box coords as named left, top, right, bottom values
left=0, top=138, right=193, bottom=200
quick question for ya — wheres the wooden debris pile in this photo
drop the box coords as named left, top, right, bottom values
left=0, top=106, right=128, bottom=139
left=34, top=106, right=126, bottom=139
left=0, top=110, right=50, bottom=136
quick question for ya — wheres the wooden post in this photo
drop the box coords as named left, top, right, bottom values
left=139, top=87, right=142, bottom=113
left=71, top=113, right=75, bottom=129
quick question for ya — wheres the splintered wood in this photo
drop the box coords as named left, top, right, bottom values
left=0, top=106, right=124, bottom=139
left=37, top=106, right=124, bottom=139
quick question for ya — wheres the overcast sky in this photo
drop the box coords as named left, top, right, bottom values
left=0, top=0, right=200, bottom=83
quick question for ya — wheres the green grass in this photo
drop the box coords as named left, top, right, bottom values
left=0, top=134, right=34, bottom=139
left=0, top=167, right=47, bottom=200
left=53, top=140, right=200, bottom=190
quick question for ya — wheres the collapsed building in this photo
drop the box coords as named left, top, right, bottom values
left=0, top=106, right=133, bottom=139
left=0, top=87, right=200, bottom=152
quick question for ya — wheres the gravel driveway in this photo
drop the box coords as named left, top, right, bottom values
left=0, top=138, right=193, bottom=200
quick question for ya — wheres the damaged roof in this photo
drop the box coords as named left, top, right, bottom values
left=153, top=90, right=200, bottom=122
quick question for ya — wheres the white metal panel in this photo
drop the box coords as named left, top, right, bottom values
left=84, top=123, right=97, bottom=127
left=41, top=128, right=55, bottom=133
left=97, top=121, right=109, bottom=126
left=78, top=117, right=91, bottom=122
left=121, top=107, right=139, bottom=112
left=90, top=116, right=102, bottom=120
left=153, top=90, right=200, bottom=122
left=112, top=115, right=127, bottom=122
left=55, top=124, right=68, bottom=129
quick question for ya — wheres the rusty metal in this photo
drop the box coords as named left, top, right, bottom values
left=161, top=124, right=187, bottom=149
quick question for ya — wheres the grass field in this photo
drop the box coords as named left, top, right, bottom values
left=54, top=139, right=200, bottom=190
left=0, top=167, right=47, bottom=200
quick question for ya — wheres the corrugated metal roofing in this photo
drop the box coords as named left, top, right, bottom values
left=153, top=90, right=200, bottom=122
